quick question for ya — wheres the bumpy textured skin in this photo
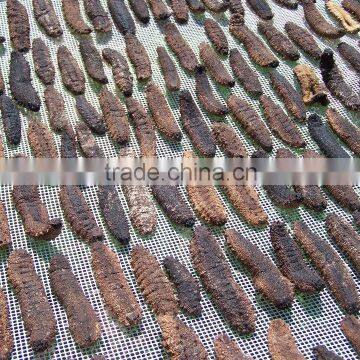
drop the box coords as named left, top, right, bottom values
left=128, top=0, right=150, bottom=23
left=308, top=114, right=349, bottom=158
left=338, top=42, right=360, bottom=74
left=146, top=83, right=182, bottom=141
left=226, top=229, right=294, bottom=308
left=195, top=67, right=228, bottom=116
left=293, top=64, right=328, bottom=105
left=57, top=45, right=86, bottom=95
left=212, top=123, right=247, bottom=157
left=76, top=95, right=106, bottom=135
left=125, top=34, right=152, bottom=81
left=157, top=47, right=181, bottom=91
left=83, top=0, right=112, bottom=32
left=7, top=0, right=30, bottom=52
left=125, top=97, right=156, bottom=157
left=186, top=0, right=205, bottom=12
left=164, top=23, right=199, bottom=72
left=326, top=213, right=360, bottom=275
left=258, top=22, right=299, bottom=60
left=199, top=43, right=234, bottom=87
left=270, top=221, right=325, bottom=294
left=33, top=0, right=63, bottom=37
left=229, top=49, right=263, bottom=97
left=27, top=120, right=58, bottom=158
left=214, top=334, right=253, bottom=360
left=107, top=0, right=136, bottom=34
left=326, top=108, right=360, bottom=156
left=259, top=95, right=305, bottom=148
left=204, top=19, right=228, bottom=55
left=158, top=315, right=208, bottom=359
left=98, top=87, right=130, bottom=144
left=76, top=123, right=104, bottom=158
left=44, top=85, right=68, bottom=133
left=0, top=95, right=22, bottom=145
left=7, top=249, right=57, bottom=352
left=131, top=246, right=178, bottom=316
left=202, top=0, right=228, bottom=12
left=91, top=242, right=142, bottom=327
left=223, top=185, right=268, bottom=226
left=268, top=319, right=305, bottom=360
left=313, top=345, right=344, bottom=360
left=170, top=0, right=189, bottom=23
left=97, top=186, right=130, bottom=245
left=10, top=52, right=41, bottom=112
left=229, top=22, right=279, bottom=68
left=342, top=0, right=360, bottom=21
left=326, top=1, right=360, bottom=33
left=227, top=94, right=273, bottom=152
left=102, top=48, right=133, bottom=96
left=190, top=226, right=256, bottom=334
left=62, top=0, right=92, bottom=34
left=61, top=125, right=77, bottom=158
left=59, top=185, right=104, bottom=244
left=0, top=288, right=13, bottom=360
left=180, top=91, right=216, bottom=157
left=326, top=184, right=360, bottom=212
left=284, top=22, right=321, bottom=60
left=49, top=255, right=101, bottom=348
left=0, top=201, right=11, bottom=249
left=246, top=0, right=273, bottom=19
left=12, top=185, right=62, bottom=240
left=147, top=0, right=171, bottom=19
left=79, top=38, right=108, bottom=84
left=163, top=256, right=201, bottom=316
left=340, top=315, right=360, bottom=354
left=294, top=221, right=360, bottom=314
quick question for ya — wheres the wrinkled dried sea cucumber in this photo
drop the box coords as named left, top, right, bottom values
left=59, top=185, right=104, bottom=244
left=157, top=47, right=181, bottom=92
left=0, top=95, right=22, bottom=146
left=229, top=0, right=245, bottom=15
left=313, top=345, right=344, bottom=360
left=204, top=18, right=229, bottom=55
left=0, top=201, right=11, bottom=249
left=44, top=85, right=68, bottom=133
left=170, top=0, right=189, bottom=23
left=201, top=0, right=228, bottom=12
left=246, top=0, right=273, bottom=19
left=326, top=1, right=360, bottom=33
left=107, top=0, right=136, bottom=34
left=7, top=249, right=57, bottom=352
left=340, top=315, right=360, bottom=354
left=27, top=120, right=58, bottom=158
left=163, top=256, right=201, bottom=316
left=190, top=226, right=256, bottom=334
left=338, top=42, right=360, bottom=74
left=214, top=334, right=253, bottom=360
left=62, top=0, right=92, bottom=34
left=49, top=255, right=101, bottom=348
left=33, top=0, right=63, bottom=38
left=294, top=221, right=360, bottom=314
left=76, top=122, right=105, bottom=158
left=226, top=228, right=295, bottom=308
left=186, top=0, right=205, bottom=12
left=128, top=0, right=150, bottom=23
left=83, top=0, right=112, bottom=32
left=0, top=287, right=13, bottom=360
left=61, top=125, right=78, bottom=158
left=147, top=0, right=171, bottom=19
left=342, top=0, right=360, bottom=21
left=91, top=242, right=142, bottom=327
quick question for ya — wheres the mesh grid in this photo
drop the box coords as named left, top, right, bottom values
left=0, top=0, right=359, bottom=359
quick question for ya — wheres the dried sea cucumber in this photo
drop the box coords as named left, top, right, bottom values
left=98, top=87, right=130, bottom=144
left=83, top=0, right=112, bottom=32
left=342, top=0, right=360, bottom=21
left=163, top=256, right=201, bottom=316
left=337, top=42, right=360, bottom=74
left=204, top=18, right=229, bottom=55
left=170, top=0, right=189, bottom=23
left=0, top=288, right=13, bottom=360
left=102, top=48, right=133, bottom=96
left=107, top=0, right=136, bottom=34
left=97, top=185, right=130, bottom=245
left=33, top=0, right=63, bottom=38
left=179, top=91, right=216, bottom=157
left=270, top=221, right=325, bottom=294
left=76, top=95, right=106, bottom=135
left=229, top=49, right=263, bottom=97
left=326, top=108, right=360, bottom=156
left=59, top=185, right=104, bottom=244
left=0, top=95, right=22, bottom=145
left=0, top=201, right=11, bottom=249
left=158, top=315, right=208, bottom=360
left=326, top=213, right=360, bottom=275
left=284, top=22, right=322, bottom=60
left=259, top=95, right=305, bottom=148
left=199, top=42, right=234, bottom=87
left=57, top=45, right=86, bottom=95
left=313, top=345, right=344, bottom=360
left=125, top=97, right=156, bottom=157
left=268, top=319, right=305, bottom=360
left=214, top=334, right=253, bottom=360
left=79, top=38, right=108, bottom=84
left=49, top=255, right=101, bottom=348
left=227, top=94, right=273, bottom=152
left=201, top=0, right=228, bottom=12
left=128, top=0, right=150, bottom=23
left=76, top=122, right=104, bottom=158
left=212, top=123, right=247, bottom=158
left=246, top=0, right=273, bottom=19
left=190, top=226, right=256, bottom=334
left=195, top=67, right=228, bottom=116
left=164, top=23, right=199, bottom=72
left=293, top=64, right=328, bottom=106
left=7, top=249, right=57, bottom=352
left=146, top=82, right=182, bottom=141
left=157, top=47, right=181, bottom=92
left=131, top=245, right=178, bottom=316
left=340, top=315, right=360, bottom=354
left=326, top=1, right=360, bottom=33
left=7, top=0, right=30, bottom=52
left=27, top=120, right=58, bottom=158
left=294, top=221, right=360, bottom=314
left=226, top=228, right=295, bottom=308
left=258, top=21, right=300, bottom=61
left=147, top=0, right=171, bottom=19
left=229, top=22, right=279, bottom=68
left=61, top=125, right=78, bottom=158
left=326, top=184, right=360, bottom=213
left=10, top=51, right=41, bottom=112
left=62, top=0, right=92, bottom=34
left=44, top=85, right=68, bottom=133
left=353, top=210, right=360, bottom=228
left=186, top=0, right=205, bottom=12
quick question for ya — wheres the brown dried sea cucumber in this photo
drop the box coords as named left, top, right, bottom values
left=0, top=201, right=11, bottom=249
left=186, top=0, right=205, bottom=12
left=326, top=1, right=360, bottom=33
left=61, top=125, right=78, bottom=158
left=313, top=345, right=344, bottom=360
left=33, top=0, right=63, bottom=38
left=107, top=0, right=136, bottom=34
left=337, top=42, right=360, bottom=74
left=170, top=0, right=189, bottom=23
left=340, top=315, right=360, bottom=354
left=44, top=85, right=68, bottom=133
left=229, top=0, right=245, bottom=15
left=27, top=120, right=58, bottom=158
left=83, top=0, right=112, bottom=32
left=128, top=0, right=150, bottom=23
left=204, top=18, right=229, bottom=55
left=76, top=122, right=105, bottom=158
left=246, top=0, right=273, bottom=19
left=0, top=288, right=13, bottom=360
left=147, top=0, right=171, bottom=19
left=62, top=0, right=92, bottom=34
left=214, top=334, right=253, bottom=360
left=0, top=95, right=22, bottom=145
left=157, top=47, right=181, bottom=92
